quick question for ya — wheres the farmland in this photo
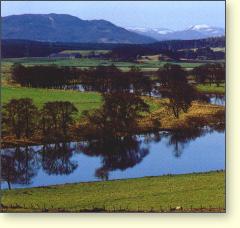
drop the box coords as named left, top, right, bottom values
left=1, top=56, right=223, bottom=87
left=60, top=49, right=110, bottom=55
left=1, top=171, right=225, bottom=212
left=1, top=86, right=164, bottom=118
left=196, top=83, right=225, bottom=94
left=1, top=56, right=205, bottom=70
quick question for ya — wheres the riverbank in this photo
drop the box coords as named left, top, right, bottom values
left=1, top=99, right=224, bottom=148
left=1, top=171, right=225, bottom=212
left=138, top=99, right=224, bottom=131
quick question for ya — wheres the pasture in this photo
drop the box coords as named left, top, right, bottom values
left=1, top=57, right=207, bottom=86
left=1, top=86, right=162, bottom=117
left=196, top=83, right=225, bottom=94
left=1, top=56, right=205, bottom=70
left=1, top=171, right=225, bottom=212
left=60, top=49, right=110, bottom=56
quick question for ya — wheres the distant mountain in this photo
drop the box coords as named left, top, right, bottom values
left=127, top=27, right=174, bottom=40
left=128, top=24, right=225, bottom=41
left=2, top=14, right=156, bottom=44
left=187, top=24, right=225, bottom=37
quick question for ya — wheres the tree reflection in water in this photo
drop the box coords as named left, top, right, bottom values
left=78, top=136, right=149, bottom=180
left=1, top=126, right=224, bottom=189
left=40, top=142, right=78, bottom=175
left=1, top=146, right=40, bottom=189
left=139, top=128, right=219, bottom=158
left=166, top=128, right=209, bottom=157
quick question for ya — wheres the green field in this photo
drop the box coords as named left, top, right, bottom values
left=1, top=57, right=214, bottom=86
left=2, top=86, right=161, bottom=117
left=211, top=47, right=226, bottom=52
left=60, top=49, right=110, bottom=55
left=2, top=57, right=204, bottom=70
left=1, top=171, right=225, bottom=212
left=2, top=86, right=102, bottom=116
left=178, top=47, right=225, bottom=53
left=196, top=83, right=225, bottom=94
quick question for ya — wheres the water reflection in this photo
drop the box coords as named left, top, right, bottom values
left=63, top=84, right=225, bottom=106
left=166, top=128, right=208, bottom=158
left=1, top=128, right=225, bottom=189
left=40, top=142, right=78, bottom=175
left=78, top=136, right=149, bottom=180
left=1, top=146, right=40, bottom=189
left=207, top=94, right=225, bottom=106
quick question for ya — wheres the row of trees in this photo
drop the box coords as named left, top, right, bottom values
left=11, top=64, right=79, bottom=88
left=11, top=64, right=152, bottom=94
left=12, top=63, right=225, bottom=92
left=79, top=65, right=152, bottom=94
left=2, top=99, right=78, bottom=140
left=191, top=63, right=225, bottom=86
left=2, top=93, right=150, bottom=140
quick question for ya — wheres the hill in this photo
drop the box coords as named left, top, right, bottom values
left=2, top=14, right=156, bottom=44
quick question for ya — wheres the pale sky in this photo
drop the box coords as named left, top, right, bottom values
left=1, top=1, right=225, bottom=30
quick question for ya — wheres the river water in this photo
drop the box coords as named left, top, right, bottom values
left=1, top=128, right=225, bottom=189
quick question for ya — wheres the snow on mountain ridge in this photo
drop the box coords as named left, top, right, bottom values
left=128, top=24, right=225, bottom=41
left=188, top=24, right=211, bottom=30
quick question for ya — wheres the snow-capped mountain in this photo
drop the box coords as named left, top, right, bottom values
left=187, top=24, right=225, bottom=37
left=128, top=24, right=225, bottom=41
left=127, top=27, right=173, bottom=41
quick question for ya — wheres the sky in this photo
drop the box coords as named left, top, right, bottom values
left=1, top=1, right=225, bottom=30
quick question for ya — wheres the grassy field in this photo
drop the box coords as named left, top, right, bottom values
left=1, top=171, right=225, bottom=212
left=60, top=49, right=110, bottom=56
left=1, top=86, right=162, bottom=117
left=1, top=58, right=210, bottom=86
left=196, top=83, right=225, bottom=94
left=1, top=57, right=204, bottom=70
left=211, top=47, right=226, bottom=52
left=178, top=47, right=225, bottom=53
left=2, top=86, right=102, bottom=116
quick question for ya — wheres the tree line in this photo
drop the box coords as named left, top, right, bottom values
left=2, top=93, right=150, bottom=141
left=11, top=64, right=79, bottom=88
left=11, top=63, right=225, bottom=92
left=11, top=64, right=152, bottom=94
left=2, top=99, right=78, bottom=140
left=191, top=63, right=225, bottom=86
left=2, top=37, right=225, bottom=58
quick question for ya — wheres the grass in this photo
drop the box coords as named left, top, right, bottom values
left=196, top=83, right=225, bottom=94
left=1, top=58, right=223, bottom=86
left=1, top=171, right=225, bottom=212
left=1, top=61, right=13, bottom=86
left=1, top=86, right=102, bottom=116
left=1, top=57, right=205, bottom=70
left=1, top=86, right=162, bottom=117
left=177, top=47, right=225, bottom=53
left=211, top=47, right=225, bottom=52
left=60, top=49, right=110, bottom=55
